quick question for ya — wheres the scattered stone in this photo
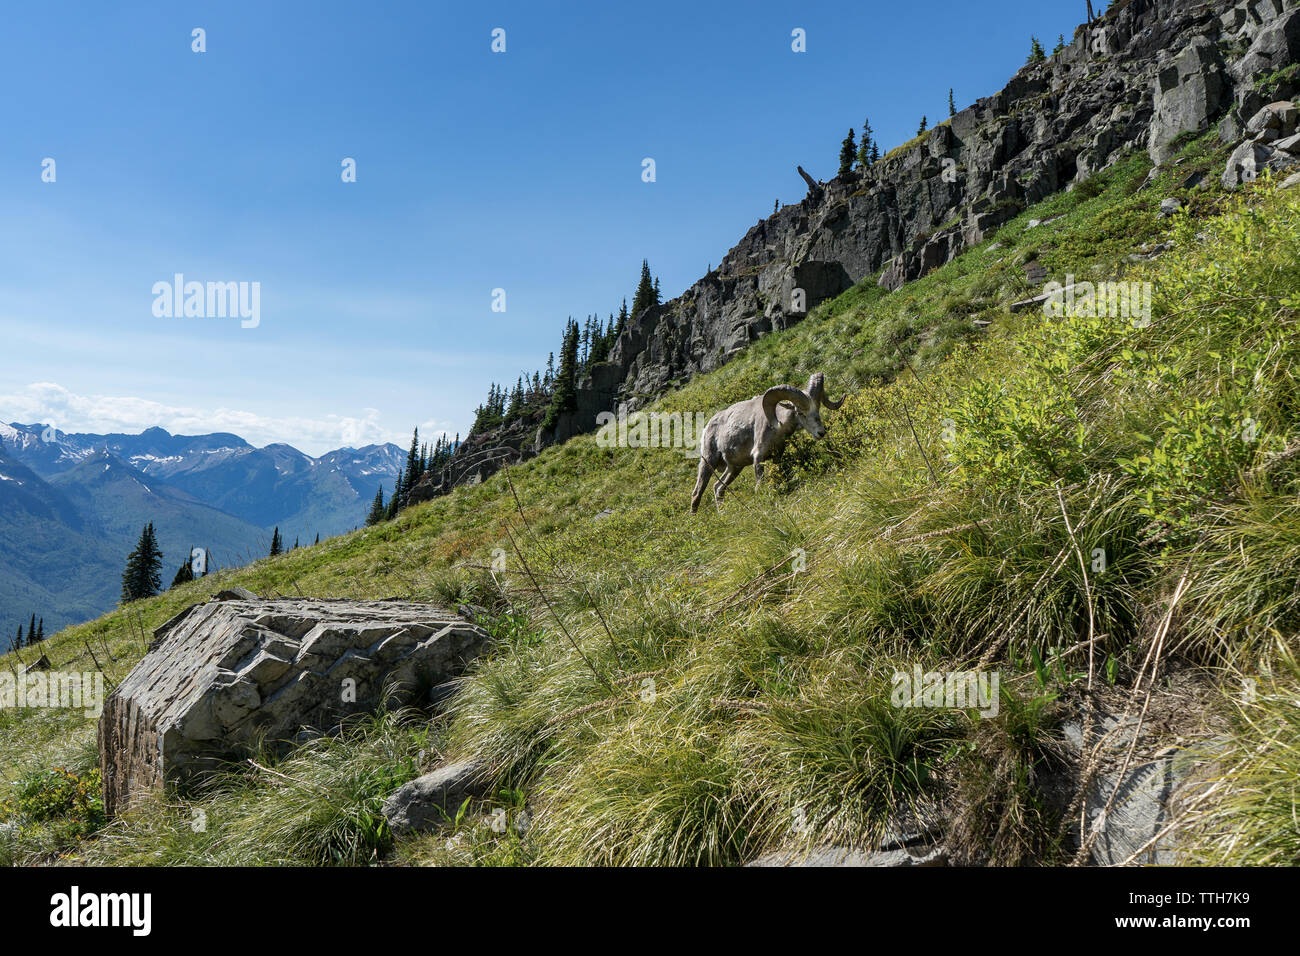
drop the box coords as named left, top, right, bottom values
left=1061, top=713, right=1191, bottom=866
left=381, top=759, right=490, bottom=835
left=211, top=586, right=260, bottom=602
left=1281, top=170, right=1300, bottom=188
left=99, top=598, right=491, bottom=816
left=1023, top=261, right=1049, bottom=284
left=1159, top=197, right=1183, bottom=218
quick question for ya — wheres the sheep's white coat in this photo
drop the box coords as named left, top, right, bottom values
left=690, top=372, right=843, bottom=512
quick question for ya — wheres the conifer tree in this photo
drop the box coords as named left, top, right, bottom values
left=856, top=118, right=874, bottom=167
left=269, top=527, right=283, bottom=557
left=35, top=618, right=43, bottom=643
left=1052, top=33, right=1066, bottom=54
left=838, top=128, right=856, bottom=177
left=543, top=318, right=581, bottom=432
left=632, top=261, right=656, bottom=317
left=121, top=523, right=163, bottom=603
left=314, top=533, right=320, bottom=545
left=949, top=88, right=957, bottom=118
left=652, top=277, right=661, bottom=306
left=14, top=624, right=22, bottom=650
left=385, top=471, right=403, bottom=520
left=917, top=116, right=928, bottom=136
left=28, top=614, right=36, bottom=645
left=364, top=486, right=382, bottom=522
left=1027, top=36, right=1046, bottom=63
left=171, top=558, right=194, bottom=588
left=870, top=141, right=880, bottom=165
left=615, top=299, right=629, bottom=338
left=401, top=428, right=421, bottom=501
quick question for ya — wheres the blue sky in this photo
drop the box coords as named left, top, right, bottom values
left=0, top=0, right=1093, bottom=456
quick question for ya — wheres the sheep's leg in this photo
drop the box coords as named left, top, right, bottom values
left=714, top=465, right=742, bottom=505
left=690, top=459, right=714, bottom=513
left=753, top=457, right=765, bottom=490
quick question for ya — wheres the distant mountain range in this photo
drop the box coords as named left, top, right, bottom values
left=0, top=423, right=403, bottom=642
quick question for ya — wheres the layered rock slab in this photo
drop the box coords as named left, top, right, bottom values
left=98, top=598, right=489, bottom=816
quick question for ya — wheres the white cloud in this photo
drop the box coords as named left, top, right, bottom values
left=0, top=382, right=453, bottom=457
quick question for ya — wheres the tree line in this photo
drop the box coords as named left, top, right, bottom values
left=366, top=260, right=664, bottom=527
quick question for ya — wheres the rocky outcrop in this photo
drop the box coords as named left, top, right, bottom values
left=98, top=598, right=490, bottom=816
left=585, top=0, right=1297, bottom=412
left=427, top=0, right=1300, bottom=497
left=1222, top=97, right=1300, bottom=184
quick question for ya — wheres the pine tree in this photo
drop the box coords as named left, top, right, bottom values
left=14, top=624, right=22, bottom=650
left=774, top=198, right=779, bottom=213
left=1052, top=33, right=1066, bottom=54
left=314, top=533, right=320, bottom=545
left=366, top=485, right=385, bottom=525
left=401, top=428, right=421, bottom=503
left=171, top=557, right=194, bottom=588
left=385, top=471, right=403, bottom=520
left=917, top=116, right=928, bottom=136
left=543, top=318, right=580, bottom=432
left=870, top=141, right=880, bottom=165
left=615, top=299, right=629, bottom=338
left=631, top=261, right=655, bottom=317
left=1027, top=36, right=1046, bottom=64
left=35, top=618, right=43, bottom=643
left=121, top=522, right=163, bottom=603
left=293, top=537, right=299, bottom=550
left=269, top=527, right=283, bottom=557
left=28, top=614, right=36, bottom=646
left=838, top=128, right=856, bottom=177
left=949, top=88, right=957, bottom=118
left=856, top=118, right=874, bottom=168
left=652, top=277, right=661, bottom=306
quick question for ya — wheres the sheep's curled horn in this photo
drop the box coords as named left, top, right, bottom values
left=807, top=372, right=844, bottom=409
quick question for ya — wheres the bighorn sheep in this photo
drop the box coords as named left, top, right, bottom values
left=690, top=372, right=844, bottom=512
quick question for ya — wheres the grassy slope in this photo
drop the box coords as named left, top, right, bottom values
left=5, top=132, right=1300, bottom=866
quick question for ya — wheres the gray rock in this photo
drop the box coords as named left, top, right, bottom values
left=1245, top=100, right=1299, bottom=136
left=1148, top=36, right=1229, bottom=165
left=1061, top=714, right=1190, bottom=866
left=381, top=759, right=489, bottom=835
left=1223, top=136, right=1300, bottom=187
left=1231, top=8, right=1300, bottom=83
left=747, top=843, right=947, bottom=867
left=1275, top=131, right=1300, bottom=153
left=98, top=598, right=491, bottom=816
left=1159, top=197, right=1183, bottom=218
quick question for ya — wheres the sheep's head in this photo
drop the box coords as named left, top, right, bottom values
left=762, top=373, right=843, bottom=440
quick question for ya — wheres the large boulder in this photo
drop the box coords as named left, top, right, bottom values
left=1231, top=7, right=1300, bottom=83
left=98, top=598, right=491, bottom=816
left=1148, top=35, right=1230, bottom=164
left=1222, top=138, right=1299, bottom=187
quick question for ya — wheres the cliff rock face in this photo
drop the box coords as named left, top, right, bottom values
left=454, top=0, right=1300, bottom=487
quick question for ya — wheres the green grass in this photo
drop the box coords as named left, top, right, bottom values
left=5, top=133, right=1300, bottom=866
